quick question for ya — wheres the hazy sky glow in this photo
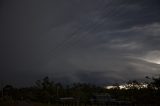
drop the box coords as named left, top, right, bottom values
left=1, top=0, right=160, bottom=86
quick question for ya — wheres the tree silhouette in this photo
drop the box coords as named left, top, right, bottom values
left=151, top=76, right=160, bottom=90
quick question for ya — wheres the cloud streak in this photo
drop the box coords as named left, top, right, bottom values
left=1, top=0, right=160, bottom=86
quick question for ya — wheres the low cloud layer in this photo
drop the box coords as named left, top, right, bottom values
left=1, top=0, right=160, bottom=86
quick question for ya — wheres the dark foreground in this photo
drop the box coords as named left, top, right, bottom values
left=0, top=101, right=159, bottom=106
left=1, top=76, right=160, bottom=106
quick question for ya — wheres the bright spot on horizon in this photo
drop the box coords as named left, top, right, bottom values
left=141, top=50, right=160, bottom=65
left=141, top=59, right=160, bottom=65
left=143, top=58, right=160, bottom=65
left=152, top=60, right=160, bottom=64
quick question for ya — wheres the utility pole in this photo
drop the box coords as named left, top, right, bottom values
left=57, top=86, right=59, bottom=97
left=1, top=81, right=4, bottom=99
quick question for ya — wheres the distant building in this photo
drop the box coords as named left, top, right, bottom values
left=90, top=93, right=116, bottom=103
left=57, top=97, right=78, bottom=104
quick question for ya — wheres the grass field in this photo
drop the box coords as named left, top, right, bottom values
left=0, top=100, right=158, bottom=106
left=0, top=101, right=54, bottom=106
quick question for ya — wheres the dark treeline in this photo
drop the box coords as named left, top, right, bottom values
left=0, top=76, right=160, bottom=105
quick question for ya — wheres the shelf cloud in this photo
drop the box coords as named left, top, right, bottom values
left=1, top=0, right=160, bottom=86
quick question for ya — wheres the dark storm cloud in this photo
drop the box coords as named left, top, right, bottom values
left=1, top=0, right=160, bottom=86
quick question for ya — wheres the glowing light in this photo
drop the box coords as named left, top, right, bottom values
left=141, top=50, right=160, bottom=65
left=144, top=59, right=160, bottom=65
left=154, top=60, right=160, bottom=64
left=105, top=83, right=148, bottom=90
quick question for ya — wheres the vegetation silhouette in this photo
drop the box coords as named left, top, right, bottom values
left=0, top=76, right=160, bottom=105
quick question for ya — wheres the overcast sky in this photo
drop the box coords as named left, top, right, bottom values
left=1, top=0, right=160, bottom=86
